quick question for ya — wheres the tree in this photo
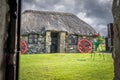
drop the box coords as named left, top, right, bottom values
left=112, top=0, right=120, bottom=80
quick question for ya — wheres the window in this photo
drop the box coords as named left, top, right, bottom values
left=28, top=33, right=38, bottom=44
left=68, top=35, right=78, bottom=45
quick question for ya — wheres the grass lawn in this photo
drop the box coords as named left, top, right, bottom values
left=19, top=53, right=114, bottom=80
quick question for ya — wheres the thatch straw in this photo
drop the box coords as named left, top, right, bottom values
left=21, top=10, right=96, bottom=35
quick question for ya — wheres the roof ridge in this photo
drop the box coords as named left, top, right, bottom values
left=22, top=10, right=74, bottom=16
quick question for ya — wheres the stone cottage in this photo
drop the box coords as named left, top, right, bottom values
left=21, top=10, right=97, bottom=53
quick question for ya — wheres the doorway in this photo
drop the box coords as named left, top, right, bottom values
left=50, top=32, right=59, bottom=53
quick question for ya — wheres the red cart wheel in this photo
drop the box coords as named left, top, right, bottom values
left=77, top=39, right=92, bottom=53
left=20, top=40, right=28, bottom=54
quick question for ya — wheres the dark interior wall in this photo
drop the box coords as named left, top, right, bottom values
left=51, top=32, right=59, bottom=53
left=0, top=0, right=18, bottom=80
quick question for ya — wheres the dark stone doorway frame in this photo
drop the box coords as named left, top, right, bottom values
left=4, top=0, right=117, bottom=80
left=5, top=0, right=21, bottom=80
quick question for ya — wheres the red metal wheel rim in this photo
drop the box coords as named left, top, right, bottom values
left=20, top=40, right=28, bottom=54
left=77, top=39, right=92, bottom=53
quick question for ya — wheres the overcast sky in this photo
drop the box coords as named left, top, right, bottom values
left=22, top=0, right=113, bottom=36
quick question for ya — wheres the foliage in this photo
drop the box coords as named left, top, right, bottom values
left=20, top=53, right=113, bottom=80
left=93, top=36, right=106, bottom=52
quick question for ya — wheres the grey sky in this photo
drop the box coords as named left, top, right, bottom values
left=22, top=0, right=113, bottom=36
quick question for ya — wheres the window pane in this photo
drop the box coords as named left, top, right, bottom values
left=29, top=39, right=33, bottom=44
left=68, top=35, right=78, bottom=45
left=28, top=34, right=38, bottom=44
left=34, top=39, right=38, bottom=44
left=34, top=35, right=38, bottom=38
left=29, top=34, right=33, bottom=38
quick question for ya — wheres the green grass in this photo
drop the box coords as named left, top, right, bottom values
left=19, top=53, right=114, bottom=80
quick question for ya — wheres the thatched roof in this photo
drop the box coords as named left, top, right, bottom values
left=21, top=10, right=96, bottom=36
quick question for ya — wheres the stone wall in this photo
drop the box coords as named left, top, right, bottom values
left=59, top=32, right=66, bottom=53
left=21, top=34, right=46, bottom=54
left=45, top=31, right=51, bottom=53
left=112, top=0, right=120, bottom=80
left=21, top=32, right=95, bottom=53
left=0, top=0, right=9, bottom=79
left=66, top=35, right=94, bottom=53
